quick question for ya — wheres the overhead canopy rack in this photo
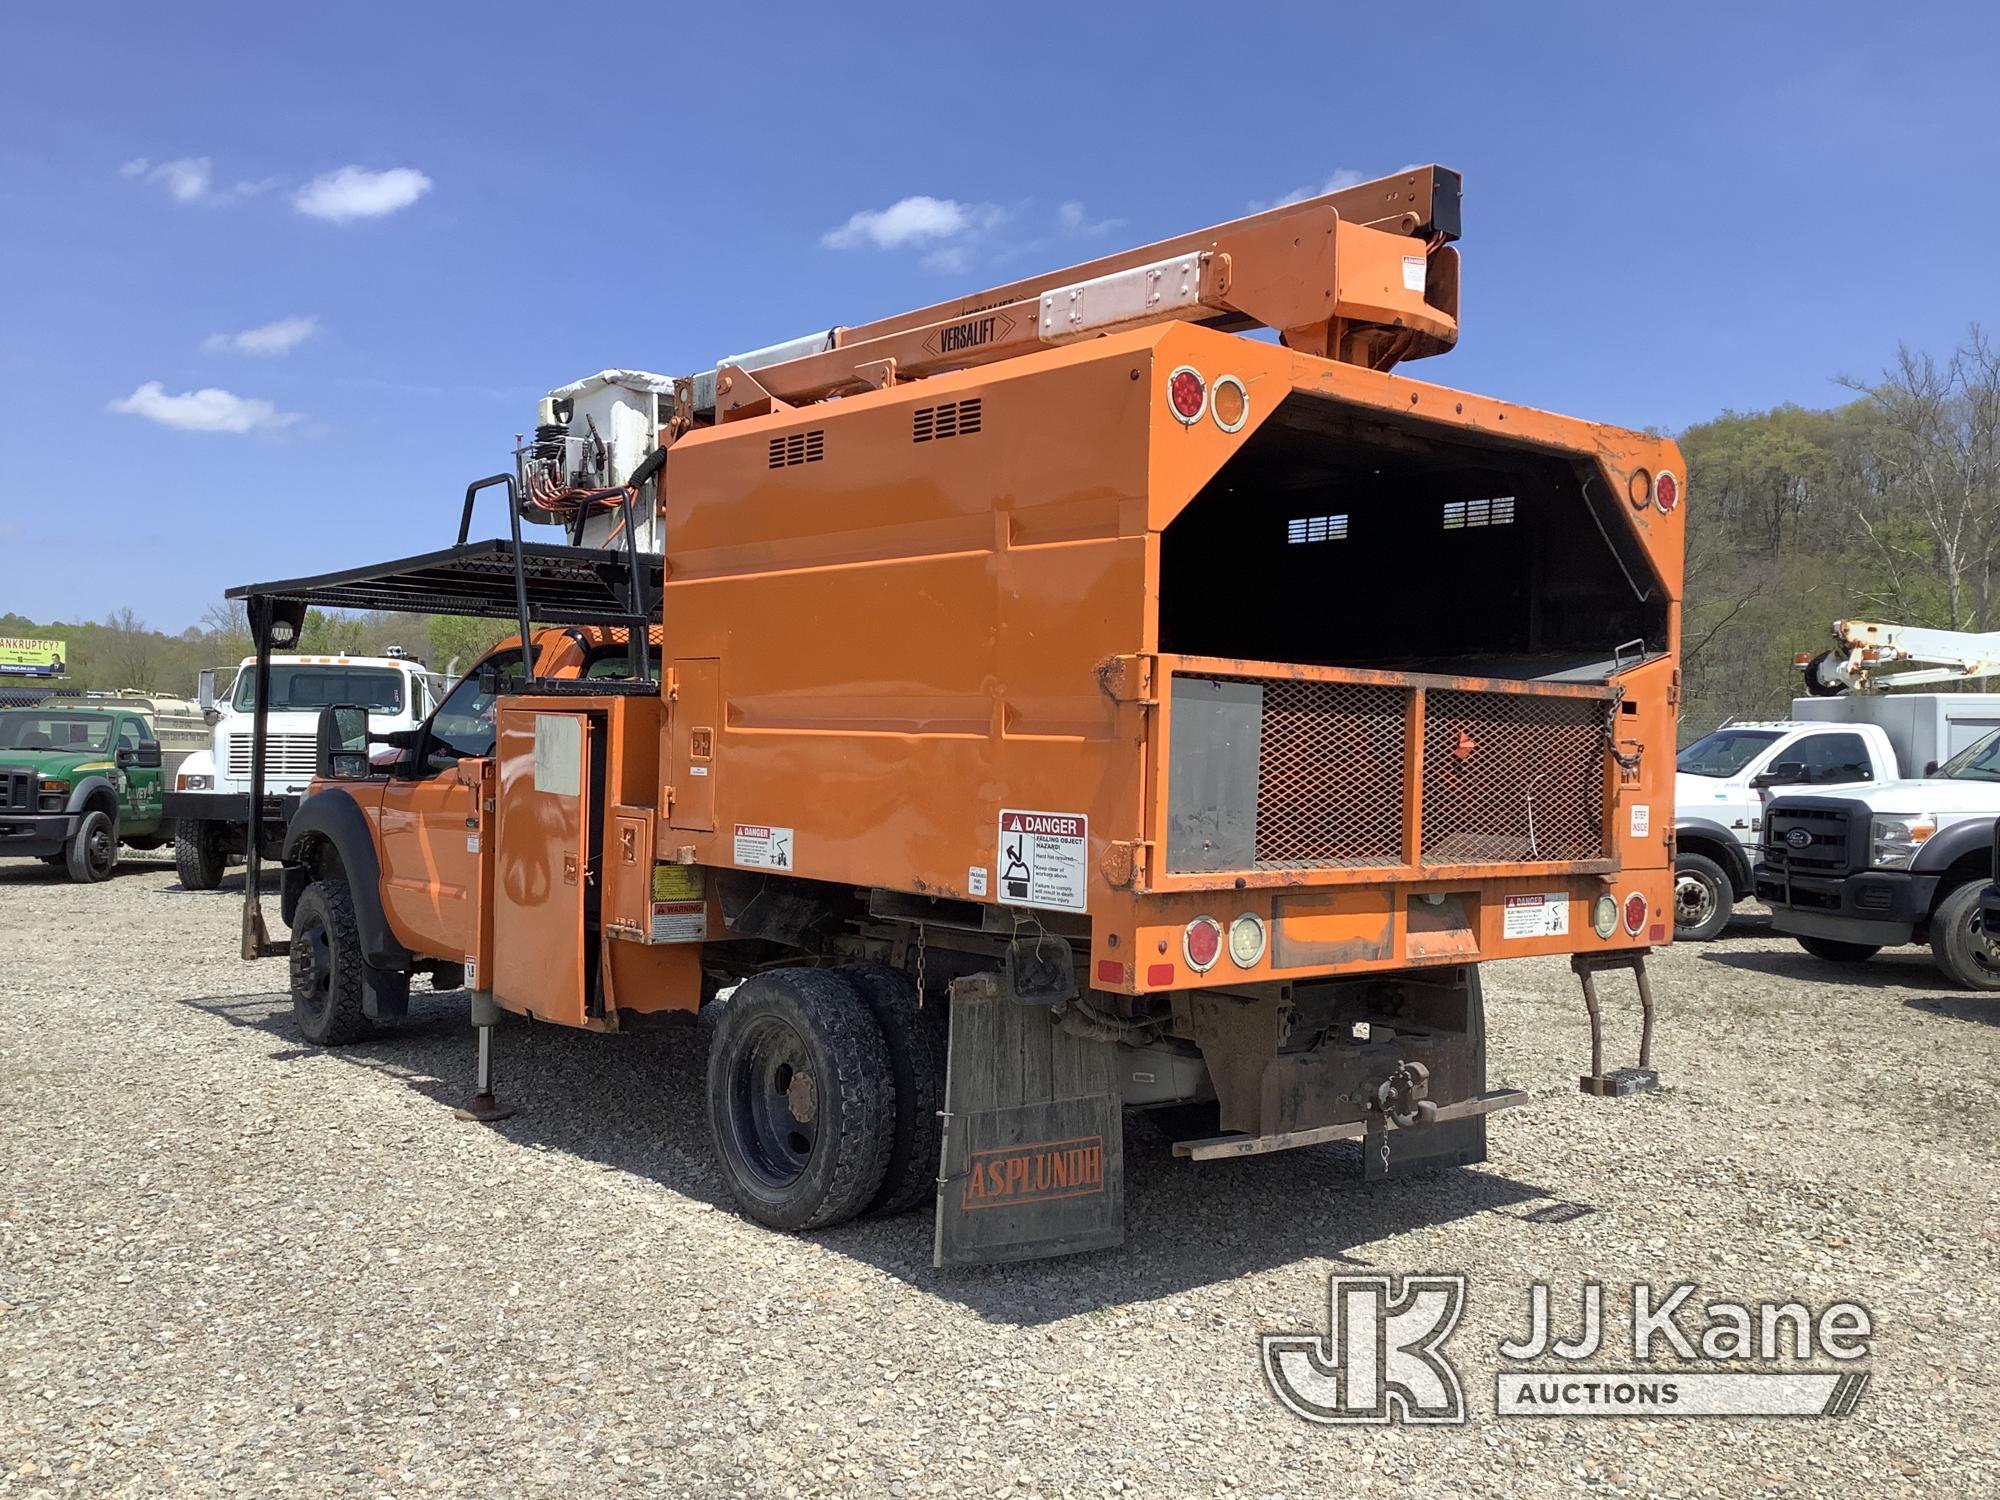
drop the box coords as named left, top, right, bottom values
left=226, top=474, right=660, bottom=963
left=224, top=538, right=662, bottom=625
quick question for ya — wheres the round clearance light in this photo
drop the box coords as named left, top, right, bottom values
left=1211, top=374, right=1249, bottom=433
left=1183, top=915, right=1223, bottom=973
left=1654, top=469, right=1681, bottom=514
left=1227, top=913, right=1267, bottom=968
left=1622, top=891, right=1647, bottom=936
left=1168, top=365, right=1207, bottom=424
left=1593, top=893, right=1619, bottom=939
left=1627, top=469, right=1653, bottom=509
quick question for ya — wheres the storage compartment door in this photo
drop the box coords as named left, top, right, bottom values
left=492, top=707, right=593, bottom=1027
left=667, top=658, right=719, bottom=832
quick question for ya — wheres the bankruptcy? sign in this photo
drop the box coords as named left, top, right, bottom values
left=0, top=638, right=66, bottom=678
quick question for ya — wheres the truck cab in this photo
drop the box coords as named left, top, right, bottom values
left=1756, top=727, right=2000, bottom=989
left=279, top=624, right=661, bottom=996
left=0, top=706, right=167, bottom=880
left=1673, top=720, right=1894, bottom=939
left=167, top=652, right=440, bottom=890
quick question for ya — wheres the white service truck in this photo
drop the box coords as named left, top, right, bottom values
left=165, top=652, right=439, bottom=889
left=1755, top=726, right=2000, bottom=989
left=1673, top=693, right=2000, bottom=940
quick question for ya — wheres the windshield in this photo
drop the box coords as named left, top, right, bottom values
left=232, top=666, right=405, bottom=713
left=0, top=710, right=113, bottom=753
left=1677, top=728, right=1784, bottom=778
left=1935, top=728, right=2000, bottom=782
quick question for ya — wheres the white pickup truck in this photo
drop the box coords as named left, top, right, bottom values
left=1673, top=693, right=2000, bottom=940
left=1755, top=730, right=2000, bottom=989
left=164, top=652, right=440, bottom=890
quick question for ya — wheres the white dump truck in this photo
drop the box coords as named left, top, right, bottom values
left=165, top=650, right=440, bottom=889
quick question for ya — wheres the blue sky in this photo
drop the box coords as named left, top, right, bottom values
left=3, top=2, right=1996, bottom=631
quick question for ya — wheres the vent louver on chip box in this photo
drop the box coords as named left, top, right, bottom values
left=768, top=430, right=826, bottom=468
left=912, top=398, right=982, bottom=443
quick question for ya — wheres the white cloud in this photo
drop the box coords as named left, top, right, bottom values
left=122, top=156, right=213, bottom=203
left=821, top=195, right=997, bottom=250
left=202, top=316, right=319, bottom=357
left=1250, top=168, right=1368, bottom=213
left=109, top=382, right=300, bottom=434
left=120, top=156, right=278, bottom=205
left=293, top=166, right=433, bottom=223
left=1058, top=199, right=1122, bottom=237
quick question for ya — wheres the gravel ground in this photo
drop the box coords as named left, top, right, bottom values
left=3, top=860, right=1997, bottom=1499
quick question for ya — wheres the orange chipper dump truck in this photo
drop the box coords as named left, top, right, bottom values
left=231, top=167, right=1683, bottom=1265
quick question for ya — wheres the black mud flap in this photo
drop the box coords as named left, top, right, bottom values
left=933, top=979, right=1124, bottom=1267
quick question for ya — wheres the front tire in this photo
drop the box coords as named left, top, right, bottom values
left=1929, top=882, right=2000, bottom=991
left=1796, top=935, right=1881, bottom=964
left=289, top=880, right=374, bottom=1045
left=1672, top=852, right=1733, bottom=942
left=175, top=820, right=228, bottom=891
left=65, top=809, right=117, bottom=883
left=706, top=969, right=894, bottom=1232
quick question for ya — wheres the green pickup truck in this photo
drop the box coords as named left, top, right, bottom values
left=0, top=707, right=169, bottom=881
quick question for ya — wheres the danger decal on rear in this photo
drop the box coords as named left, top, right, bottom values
left=1502, top=892, right=1570, bottom=939
left=996, top=809, right=1087, bottom=912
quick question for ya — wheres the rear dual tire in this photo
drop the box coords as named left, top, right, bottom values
left=1672, top=852, right=1732, bottom=942
left=705, top=968, right=897, bottom=1232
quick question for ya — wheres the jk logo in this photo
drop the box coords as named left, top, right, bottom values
left=1262, top=1274, right=1468, bottom=1425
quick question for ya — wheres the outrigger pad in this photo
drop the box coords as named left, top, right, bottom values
left=934, top=982, right=1124, bottom=1268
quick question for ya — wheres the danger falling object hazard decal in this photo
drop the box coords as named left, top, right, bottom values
left=997, top=809, right=1087, bottom=913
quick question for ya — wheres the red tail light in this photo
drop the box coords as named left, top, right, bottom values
left=1654, top=469, right=1680, bottom=514
left=1623, top=892, right=1647, bottom=935
left=1182, top=916, right=1222, bottom=972
left=1168, top=366, right=1206, bottom=424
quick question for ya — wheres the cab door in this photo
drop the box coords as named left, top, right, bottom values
left=375, top=647, right=526, bottom=961
left=114, top=716, right=161, bottom=828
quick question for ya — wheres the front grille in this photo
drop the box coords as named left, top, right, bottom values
left=225, top=733, right=317, bottom=779
left=1762, top=804, right=1851, bottom=875
left=0, top=767, right=30, bottom=811
left=1421, top=691, right=1608, bottom=863
left=1165, top=671, right=1611, bottom=875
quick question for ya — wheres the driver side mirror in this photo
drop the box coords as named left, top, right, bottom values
left=315, top=704, right=374, bottom=781
left=1751, top=761, right=1809, bottom=790
left=125, top=743, right=163, bottom=769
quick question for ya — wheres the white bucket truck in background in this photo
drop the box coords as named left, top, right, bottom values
left=165, top=650, right=440, bottom=890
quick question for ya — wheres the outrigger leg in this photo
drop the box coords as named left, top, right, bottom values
left=1571, top=951, right=1659, bottom=1096
left=455, top=990, right=517, bottom=1123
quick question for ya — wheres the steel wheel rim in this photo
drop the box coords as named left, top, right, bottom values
left=293, top=920, right=333, bottom=1017
left=727, top=1014, right=820, bottom=1189
left=86, top=822, right=115, bottom=877
left=1674, top=870, right=1715, bottom=930
left=1967, top=906, right=2000, bottom=972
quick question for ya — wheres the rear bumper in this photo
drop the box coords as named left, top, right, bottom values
left=0, top=811, right=76, bottom=859
left=1755, top=863, right=1935, bottom=946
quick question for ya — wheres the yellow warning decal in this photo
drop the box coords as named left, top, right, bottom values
left=652, top=864, right=705, bottom=902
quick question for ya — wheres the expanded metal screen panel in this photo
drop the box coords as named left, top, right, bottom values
left=1255, top=678, right=1407, bottom=868
left=1420, top=690, right=1606, bottom=864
